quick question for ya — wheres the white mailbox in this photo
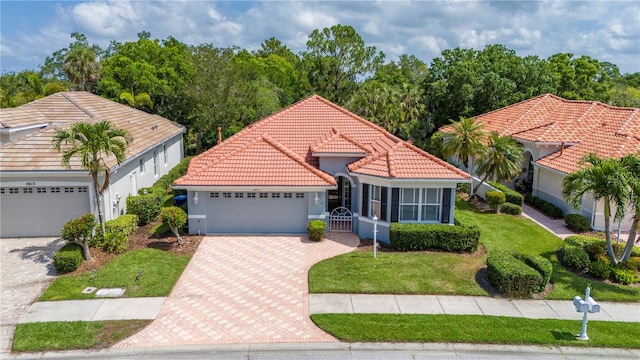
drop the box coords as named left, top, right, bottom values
left=586, top=296, right=600, bottom=313
left=573, top=296, right=588, bottom=312
left=574, top=287, right=600, bottom=340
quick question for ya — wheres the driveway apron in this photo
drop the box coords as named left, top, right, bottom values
left=116, top=233, right=359, bottom=348
left=0, top=237, right=65, bottom=355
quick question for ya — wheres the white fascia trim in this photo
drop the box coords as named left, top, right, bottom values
left=0, top=123, right=49, bottom=133
left=188, top=214, right=206, bottom=219
left=0, top=171, right=89, bottom=179
left=312, top=152, right=367, bottom=158
left=173, top=185, right=335, bottom=192
left=350, top=173, right=468, bottom=188
left=533, top=162, right=569, bottom=176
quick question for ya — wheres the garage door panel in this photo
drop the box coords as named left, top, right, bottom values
left=207, top=193, right=307, bottom=234
left=0, top=187, right=90, bottom=238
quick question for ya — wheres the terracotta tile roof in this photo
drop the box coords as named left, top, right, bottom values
left=177, top=94, right=469, bottom=187
left=0, top=92, right=185, bottom=172
left=441, top=94, right=640, bottom=174
left=348, top=141, right=470, bottom=179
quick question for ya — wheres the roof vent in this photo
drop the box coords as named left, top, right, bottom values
left=151, top=125, right=158, bottom=130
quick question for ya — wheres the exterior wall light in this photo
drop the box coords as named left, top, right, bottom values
left=193, top=192, right=199, bottom=205
left=314, top=192, right=320, bottom=205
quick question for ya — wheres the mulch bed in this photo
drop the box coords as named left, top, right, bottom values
left=74, top=221, right=203, bottom=274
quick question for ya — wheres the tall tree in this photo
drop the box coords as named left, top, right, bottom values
left=562, top=154, right=631, bottom=264
left=440, top=117, right=485, bottom=171
left=53, top=121, right=133, bottom=236
left=63, top=45, right=102, bottom=91
left=302, top=24, right=384, bottom=104
left=620, top=155, right=640, bottom=261
left=474, top=132, right=524, bottom=194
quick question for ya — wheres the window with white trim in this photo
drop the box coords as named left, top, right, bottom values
left=271, top=193, right=280, bottom=198
left=9, top=188, right=19, bottom=194
left=421, top=188, right=441, bottom=221
left=247, top=193, right=256, bottom=198
left=210, top=192, right=219, bottom=198
left=139, top=158, right=145, bottom=173
left=223, top=192, right=231, bottom=198
left=399, top=188, right=419, bottom=221
left=235, top=193, right=244, bottom=198
left=78, top=187, right=88, bottom=193
left=0, top=188, right=4, bottom=194
left=163, top=143, right=168, bottom=165
left=370, top=185, right=381, bottom=218
left=283, top=193, right=292, bottom=198
left=153, top=150, right=158, bottom=176
left=23, top=188, right=33, bottom=194
left=51, top=187, right=60, bottom=193
left=259, top=193, right=268, bottom=198
left=295, top=193, right=304, bottom=198
left=64, top=187, right=74, bottom=193
left=37, top=187, right=47, bottom=193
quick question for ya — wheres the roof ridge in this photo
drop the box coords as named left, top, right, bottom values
left=501, top=93, right=553, bottom=136
left=61, top=92, right=96, bottom=119
left=261, top=134, right=337, bottom=185
left=617, top=108, right=640, bottom=137
left=387, top=143, right=399, bottom=178
left=400, top=140, right=472, bottom=178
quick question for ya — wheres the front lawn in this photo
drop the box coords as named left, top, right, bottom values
left=41, top=248, right=190, bottom=300
left=312, top=314, right=640, bottom=348
left=309, top=196, right=640, bottom=302
left=309, top=250, right=487, bottom=295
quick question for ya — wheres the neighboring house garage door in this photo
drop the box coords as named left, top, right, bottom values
left=0, top=186, right=91, bottom=238
left=206, top=192, right=307, bottom=234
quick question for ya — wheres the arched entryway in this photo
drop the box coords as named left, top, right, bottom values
left=328, top=176, right=353, bottom=232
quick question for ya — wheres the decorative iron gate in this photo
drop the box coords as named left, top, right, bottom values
left=329, top=207, right=352, bottom=232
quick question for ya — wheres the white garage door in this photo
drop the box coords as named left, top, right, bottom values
left=0, top=186, right=91, bottom=238
left=207, top=192, right=307, bottom=234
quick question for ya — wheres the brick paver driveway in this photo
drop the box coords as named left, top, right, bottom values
left=116, top=233, right=359, bottom=347
left=0, top=237, right=65, bottom=355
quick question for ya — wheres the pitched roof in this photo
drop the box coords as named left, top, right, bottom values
left=175, top=94, right=469, bottom=187
left=0, top=92, right=185, bottom=172
left=442, top=94, right=640, bottom=174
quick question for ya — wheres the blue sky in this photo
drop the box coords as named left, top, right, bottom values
left=1, top=1, right=639, bottom=74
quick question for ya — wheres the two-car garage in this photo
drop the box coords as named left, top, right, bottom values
left=0, top=186, right=91, bottom=238
left=205, top=191, right=308, bottom=234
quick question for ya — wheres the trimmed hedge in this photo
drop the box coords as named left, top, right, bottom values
left=564, top=213, right=591, bottom=232
left=487, top=250, right=543, bottom=298
left=53, top=242, right=84, bottom=273
left=489, top=181, right=524, bottom=206
left=588, top=260, right=612, bottom=279
left=139, top=156, right=193, bottom=198
left=105, top=214, right=138, bottom=236
left=307, top=220, right=326, bottom=242
left=521, top=254, right=553, bottom=292
left=485, top=190, right=506, bottom=212
left=524, top=193, right=564, bottom=219
left=562, top=246, right=590, bottom=271
left=127, top=194, right=162, bottom=225
left=389, top=223, right=480, bottom=253
left=500, top=203, right=522, bottom=215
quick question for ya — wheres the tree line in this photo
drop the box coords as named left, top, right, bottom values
left=2, top=25, right=639, bottom=154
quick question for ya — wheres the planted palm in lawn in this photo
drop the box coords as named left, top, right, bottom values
left=40, top=248, right=190, bottom=300
left=309, top=250, right=487, bottom=295
left=312, top=314, right=640, bottom=348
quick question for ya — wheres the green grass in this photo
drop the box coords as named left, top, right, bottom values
left=310, top=250, right=487, bottom=295
left=12, top=320, right=150, bottom=352
left=309, top=196, right=640, bottom=301
left=41, top=248, right=190, bottom=300
left=312, top=314, right=640, bottom=348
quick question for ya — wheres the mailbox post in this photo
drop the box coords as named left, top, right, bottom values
left=573, top=287, right=600, bottom=340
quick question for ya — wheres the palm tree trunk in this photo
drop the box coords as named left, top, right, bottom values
left=603, top=201, right=618, bottom=264
left=92, top=174, right=106, bottom=235
left=622, top=215, right=639, bottom=261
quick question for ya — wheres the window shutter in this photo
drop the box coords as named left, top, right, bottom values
left=391, top=188, right=399, bottom=222
left=380, top=187, right=388, bottom=221
left=362, top=183, right=369, bottom=217
left=441, top=188, right=452, bottom=223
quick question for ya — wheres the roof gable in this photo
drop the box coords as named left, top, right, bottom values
left=311, top=127, right=372, bottom=155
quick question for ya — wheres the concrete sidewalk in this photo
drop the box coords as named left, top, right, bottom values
left=309, top=294, right=640, bottom=322
left=18, top=294, right=639, bottom=324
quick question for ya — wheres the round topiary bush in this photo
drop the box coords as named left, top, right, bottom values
left=564, top=213, right=591, bottom=232
left=53, top=242, right=84, bottom=273
left=563, top=246, right=590, bottom=272
left=485, top=190, right=506, bottom=212
left=307, top=220, right=326, bottom=241
left=588, top=260, right=612, bottom=279
left=500, top=203, right=522, bottom=215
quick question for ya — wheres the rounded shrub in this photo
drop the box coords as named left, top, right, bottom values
left=127, top=194, right=162, bottom=225
left=102, top=231, right=129, bottom=254
left=521, top=253, right=553, bottom=291
left=307, top=220, right=326, bottom=242
left=564, top=214, right=591, bottom=232
left=161, top=206, right=187, bottom=230
left=563, top=246, right=590, bottom=272
left=588, top=260, right=612, bottom=279
left=584, top=241, right=605, bottom=262
left=53, top=242, right=84, bottom=273
left=500, top=203, right=522, bottom=215
left=612, top=268, right=638, bottom=285
left=487, top=250, right=543, bottom=298
left=485, top=190, right=506, bottom=212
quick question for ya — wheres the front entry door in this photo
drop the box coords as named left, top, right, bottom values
left=327, top=176, right=351, bottom=212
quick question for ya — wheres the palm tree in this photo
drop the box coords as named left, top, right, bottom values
left=474, top=131, right=524, bottom=194
left=562, top=154, right=630, bottom=264
left=63, top=45, right=101, bottom=91
left=53, top=120, right=133, bottom=241
left=440, top=117, right=485, bottom=171
left=620, top=154, right=640, bottom=261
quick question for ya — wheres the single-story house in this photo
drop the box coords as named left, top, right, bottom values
left=173, top=94, right=470, bottom=243
left=0, top=92, right=185, bottom=238
left=448, top=93, right=640, bottom=231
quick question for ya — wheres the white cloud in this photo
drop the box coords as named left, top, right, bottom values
left=72, top=1, right=141, bottom=38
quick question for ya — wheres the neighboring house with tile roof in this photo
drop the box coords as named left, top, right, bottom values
left=0, top=92, right=185, bottom=238
left=443, top=93, right=640, bottom=232
left=173, top=94, right=470, bottom=242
